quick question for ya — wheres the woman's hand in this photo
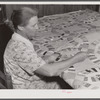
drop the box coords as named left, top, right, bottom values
left=42, top=52, right=61, bottom=63
left=73, top=52, right=87, bottom=64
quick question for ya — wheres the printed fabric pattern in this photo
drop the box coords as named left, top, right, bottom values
left=4, top=33, right=60, bottom=89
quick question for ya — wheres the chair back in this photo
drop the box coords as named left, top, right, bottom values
left=0, top=23, right=13, bottom=72
left=0, top=70, right=13, bottom=89
left=0, top=23, right=13, bottom=89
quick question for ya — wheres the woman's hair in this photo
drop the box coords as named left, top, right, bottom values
left=11, top=7, right=38, bottom=30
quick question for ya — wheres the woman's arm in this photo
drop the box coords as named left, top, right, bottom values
left=35, top=52, right=87, bottom=77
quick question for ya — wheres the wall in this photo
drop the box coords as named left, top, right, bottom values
left=5, top=5, right=98, bottom=19
left=0, top=5, right=6, bottom=23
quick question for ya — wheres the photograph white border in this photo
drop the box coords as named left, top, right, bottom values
left=0, top=1, right=100, bottom=98
left=0, top=1, right=100, bottom=4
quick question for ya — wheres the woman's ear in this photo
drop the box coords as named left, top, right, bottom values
left=18, top=25, right=24, bottom=31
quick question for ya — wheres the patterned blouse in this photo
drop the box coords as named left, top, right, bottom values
left=4, top=33, right=60, bottom=89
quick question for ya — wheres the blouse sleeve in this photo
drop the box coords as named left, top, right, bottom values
left=13, top=41, right=46, bottom=75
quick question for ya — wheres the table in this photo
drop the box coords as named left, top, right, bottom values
left=31, top=9, right=100, bottom=89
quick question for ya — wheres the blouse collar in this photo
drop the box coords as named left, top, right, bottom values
left=12, top=32, right=33, bottom=48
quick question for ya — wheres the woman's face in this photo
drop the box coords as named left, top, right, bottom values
left=22, top=16, right=39, bottom=38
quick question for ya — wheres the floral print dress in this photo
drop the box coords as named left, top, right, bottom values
left=4, top=33, right=60, bottom=89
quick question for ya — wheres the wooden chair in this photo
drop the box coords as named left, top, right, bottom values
left=0, top=23, right=13, bottom=89
left=0, top=23, right=13, bottom=72
left=0, top=70, right=13, bottom=89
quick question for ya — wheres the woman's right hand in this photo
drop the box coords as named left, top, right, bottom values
left=73, top=52, right=87, bottom=64
left=42, top=52, right=61, bottom=63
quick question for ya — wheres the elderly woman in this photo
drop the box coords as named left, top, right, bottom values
left=4, top=7, right=87, bottom=89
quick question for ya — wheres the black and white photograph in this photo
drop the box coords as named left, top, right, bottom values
left=1, top=1, right=100, bottom=98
